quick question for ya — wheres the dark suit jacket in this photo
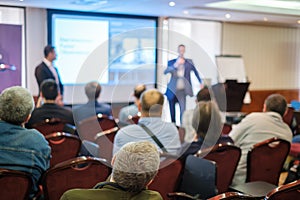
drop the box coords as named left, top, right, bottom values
left=73, top=101, right=112, bottom=123
left=35, top=62, right=64, bottom=95
left=26, top=103, right=74, bottom=127
left=164, top=58, right=201, bottom=101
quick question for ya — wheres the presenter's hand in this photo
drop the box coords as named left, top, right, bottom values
left=174, top=57, right=185, bottom=68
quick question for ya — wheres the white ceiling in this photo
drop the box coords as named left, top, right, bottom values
left=1, top=0, right=300, bottom=26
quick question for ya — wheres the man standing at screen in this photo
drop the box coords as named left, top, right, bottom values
left=35, top=45, right=64, bottom=97
left=164, top=44, right=202, bottom=123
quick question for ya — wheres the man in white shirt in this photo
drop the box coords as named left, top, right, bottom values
left=229, top=94, right=293, bottom=186
left=35, top=45, right=64, bottom=96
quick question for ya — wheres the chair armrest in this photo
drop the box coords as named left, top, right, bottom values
left=167, top=192, right=201, bottom=200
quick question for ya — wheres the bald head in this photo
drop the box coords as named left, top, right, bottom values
left=140, top=89, right=164, bottom=117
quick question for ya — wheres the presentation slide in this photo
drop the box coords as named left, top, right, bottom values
left=51, top=13, right=157, bottom=86
left=53, top=15, right=109, bottom=84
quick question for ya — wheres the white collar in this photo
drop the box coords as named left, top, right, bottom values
left=43, top=58, right=52, bottom=68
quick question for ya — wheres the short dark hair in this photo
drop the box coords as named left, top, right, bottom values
left=178, top=44, right=185, bottom=48
left=41, top=79, right=58, bottom=100
left=133, top=84, right=146, bottom=99
left=44, top=45, right=55, bottom=57
left=196, top=87, right=211, bottom=102
left=265, top=94, right=287, bottom=117
left=85, top=81, right=101, bottom=100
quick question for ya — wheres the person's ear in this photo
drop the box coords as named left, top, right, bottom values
left=263, top=104, right=267, bottom=112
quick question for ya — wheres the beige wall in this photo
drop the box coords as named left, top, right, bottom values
left=222, top=23, right=300, bottom=90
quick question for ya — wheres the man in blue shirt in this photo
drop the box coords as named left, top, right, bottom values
left=0, top=86, right=51, bottom=198
left=113, top=89, right=181, bottom=155
left=73, top=81, right=112, bottom=123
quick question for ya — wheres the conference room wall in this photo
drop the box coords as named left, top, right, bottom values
left=222, top=23, right=300, bottom=90
left=23, top=7, right=300, bottom=101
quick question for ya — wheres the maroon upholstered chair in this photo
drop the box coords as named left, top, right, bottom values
left=196, top=143, right=241, bottom=193
left=149, top=158, right=183, bottom=200
left=246, top=137, right=290, bottom=185
left=45, top=132, right=81, bottom=167
left=207, top=192, right=257, bottom=200
left=31, top=118, right=75, bottom=136
left=283, top=107, right=295, bottom=128
left=265, top=179, right=300, bottom=200
left=127, top=114, right=140, bottom=124
left=221, top=123, right=232, bottom=135
left=95, top=127, right=119, bottom=163
left=42, top=156, right=110, bottom=200
left=0, top=168, right=32, bottom=199
left=78, top=115, right=118, bottom=142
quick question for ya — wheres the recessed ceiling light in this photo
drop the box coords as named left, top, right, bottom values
left=169, top=1, right=176, bottom=7
left=263, top=17, right=268, bottom=21
left=225, top=13, right=231, bottom=19
left=19, top=0, right=24, bottom=1
left=183, top=10, right=189, bottom=15
left=297, top=20, right=300, bottom=24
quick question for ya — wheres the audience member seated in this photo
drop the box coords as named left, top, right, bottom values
left=229, top=94, right=293, bottom=186
left=26, top=79, right=74, bottom=127
left=73, top=81, right=112, bottom=123
left=182, top=87, right=211, bottom=142
left=180, top=101, right=232, bottom=158
left=60, top=141, right=163, bottom=200
left=118, top=84, right=146, bottom=125
left=0, top=86, right=51, bottom=198
left=113, top=89, right=181, bottom=155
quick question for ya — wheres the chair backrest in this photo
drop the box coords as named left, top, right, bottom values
left=45, top=132, right=82, bottom=167
left=246, top=137, right=291, bottom=185
left=31, top=118, right=72, bottom=136
left=179, top=155, right=217, bottom=199
left=222, top=123, right=232, bottom=135
left=0, top=168, right=32, bottom=199
left=197, top=143, right=241, bottom=193
left=127, top=115, right=140, bottom=124
left=283, top=107, right=294, bottom=127
left=95, top=127, right=119, bottom=163
left=42, top=156, right=111, bottom=200
left=207, top=192, right=257, bottom=200
left=148, top=158, right=183, bottom=200
left=78, top=115, right=118, bottom=142
left=265, top=179, right=300, bottom=200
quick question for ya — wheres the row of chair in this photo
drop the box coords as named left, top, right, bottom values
left=168, top=179, right=300, bottom=200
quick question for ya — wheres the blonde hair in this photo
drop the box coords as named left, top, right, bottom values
left=0, top=86, right=34, bottom=125
left=112, top=141, right=160, bottom=192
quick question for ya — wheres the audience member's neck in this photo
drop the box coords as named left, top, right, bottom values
left=141, top=112, right=161, bottom=118
left=44, top=99, right=56, bottom=104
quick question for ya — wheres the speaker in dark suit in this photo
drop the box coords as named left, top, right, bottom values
left=35, top=45, right=64, bottom=95
left=164, top=44, right=202, bottom=123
